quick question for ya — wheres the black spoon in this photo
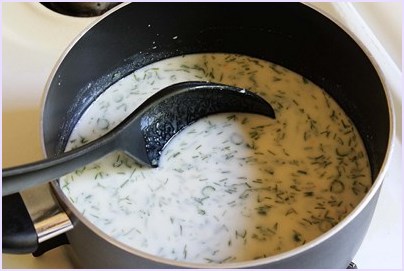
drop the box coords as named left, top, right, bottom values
left=2, top=81, right=275, bottom=196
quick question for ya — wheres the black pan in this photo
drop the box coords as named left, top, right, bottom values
left=3, top=2, right=393, bottom=268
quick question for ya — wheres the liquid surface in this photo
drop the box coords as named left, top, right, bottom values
left=60, top=54, right=371, bottom=263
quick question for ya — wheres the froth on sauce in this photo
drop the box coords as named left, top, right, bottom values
left=60, top=53, right=371, bottom=263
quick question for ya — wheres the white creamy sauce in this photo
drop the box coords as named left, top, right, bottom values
left=60, top=54, right=371, bottom=263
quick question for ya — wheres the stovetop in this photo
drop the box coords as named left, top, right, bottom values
left=2, top=2, right=402, bottom=269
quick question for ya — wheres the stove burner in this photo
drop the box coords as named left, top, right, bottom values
left=41, top=2, right=121, bottom=17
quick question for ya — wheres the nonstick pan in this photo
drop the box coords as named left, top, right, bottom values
left=3, top=2, right=394, bottom=268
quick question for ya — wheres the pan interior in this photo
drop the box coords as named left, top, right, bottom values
left=58, top=52, right=372, bottom=263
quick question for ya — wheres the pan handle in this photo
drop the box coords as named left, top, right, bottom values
left=2, top=193, right=38, bottom=253
left=2, top=186, right=73, bottom=255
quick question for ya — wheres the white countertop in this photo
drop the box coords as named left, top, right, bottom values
left=2, top=2, right=402, bottom=269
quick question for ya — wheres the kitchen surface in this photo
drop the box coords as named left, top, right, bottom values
left=2, top=2, right=402, bottom=269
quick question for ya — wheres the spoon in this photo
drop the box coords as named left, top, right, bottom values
left=2, top=81, right=275, bottom=196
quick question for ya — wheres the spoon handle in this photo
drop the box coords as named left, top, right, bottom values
left=2, top=133, right=119, bottom=196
